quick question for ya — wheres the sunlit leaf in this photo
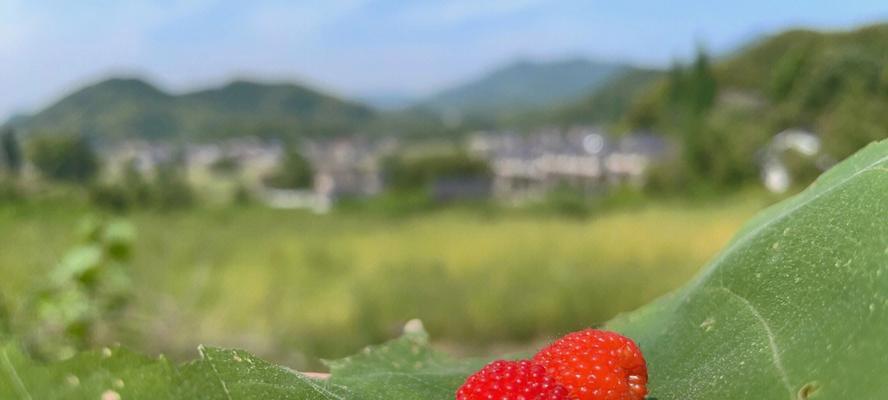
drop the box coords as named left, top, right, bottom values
left=607, top=139, right=888, bottom=399
left=328, top=328, right=485, bottom=399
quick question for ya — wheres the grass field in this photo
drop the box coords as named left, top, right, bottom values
left=0, top=192, right=772, bottom=369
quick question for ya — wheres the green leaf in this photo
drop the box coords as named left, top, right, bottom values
left=0, top=326, right=478, bottom=399
left=607, top=139, right=888, bottom=399
left=0, top=343, right=351, bottom=400
left=0, top=343, right=174, bottom=400
left=51, top=246, right=103, bottom=285
left=327, top=328, right=484, bottom=399
left=174, top=346, right=350, bottom=400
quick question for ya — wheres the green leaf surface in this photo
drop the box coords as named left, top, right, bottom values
left=327, top=329, right=484, bottom=399
left=0, top=343, right=174, bottom=400
left=608, top=139, right=888, bottom=399
left=173, top=346, right=350, bottom=400
left=0, top=330, right=473, bottom=399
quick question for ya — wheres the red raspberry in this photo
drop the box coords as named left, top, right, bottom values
left=456, top=360, right=574, bottom=400
left=533, top=329, right=647, bottom=400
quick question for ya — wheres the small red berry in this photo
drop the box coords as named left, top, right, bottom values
left=456, top=360, right=574, bottom=400
left=533, top=329, right=647, bottom=400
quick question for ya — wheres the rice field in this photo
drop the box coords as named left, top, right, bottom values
left=0, top=192, right=770, bottom=369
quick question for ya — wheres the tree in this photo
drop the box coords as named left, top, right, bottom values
left=29, top=134, right=100, bottom=182
left=770, top=48, right=809, bottom=101
left=688, top=48, right=717, bottom=115
left=153, top=164, right=194, bottom=209
left=384, top=152, right=491, bottom=192
left=1, top=128, right=23, bottom=176
left=672, top=48, right=719, bottom=183
left=263, top=147, right=314, bottom=189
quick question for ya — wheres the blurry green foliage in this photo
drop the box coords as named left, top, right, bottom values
left=209, top=155, right=241, bottom=175
left=28, top=133, right=100, bottom=183
left=383, top=152, right=490, bottom=192
left=25, top=218, right=135, bottom=359
left=0, top=294, right=9, bottom=338
left=1, top=128, right=23, bottom=176
left=0, top=193, right=761, bottom=369
left=530, top=184, right=648, bottom=218
left=548, top=69, right=663, bottom=127
left=89, top=183, right=133, bottom=212
left=153, top=165, right=195, bottom=209
left=769, top=47, right=810, bottom=102
left=120, top=160, right=155, bottom=207
left=263, top=147, right=313, bottom=189
left=232, top=182, right=254, bottom=206
left=626, top=23, right=888, bottom=191
left=0, top=178, right=23, bottom=203
left=537, top=185, right=593, bottom=218
left=89, top=162, right=194, bottom=211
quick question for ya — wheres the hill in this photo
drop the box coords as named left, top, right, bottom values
left=10, top=78, right=375, bottom=141
left=420, top=58, right=629, bottom=118
left=550, top=68, right=663, bottom=126
left=357, top=91, right=416, bottom=111
left=7, top=60, right=662, bottom=140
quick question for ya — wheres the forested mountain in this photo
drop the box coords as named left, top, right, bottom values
left=420, top=58, right=630, bottom=116
left=620, top=23, right=888, bottom=186
left=10, top=78, right=375, bottom=141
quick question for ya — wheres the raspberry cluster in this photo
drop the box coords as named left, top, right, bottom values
left=455, top=329, right=648, bottom=400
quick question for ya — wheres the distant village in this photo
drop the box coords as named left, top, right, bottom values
left=89, top=127, right=674, bottom=210
left=88, top=125, right=822, bottom=212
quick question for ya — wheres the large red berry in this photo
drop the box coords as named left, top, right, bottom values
left=533, top=329, right=647, bottom=400
left=456, top=360, right=574, bottom=400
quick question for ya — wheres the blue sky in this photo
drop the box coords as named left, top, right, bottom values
left=2, top=0, right=888, bottom=119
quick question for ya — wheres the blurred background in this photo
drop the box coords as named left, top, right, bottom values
left=1, top=1, right=887, bottom=370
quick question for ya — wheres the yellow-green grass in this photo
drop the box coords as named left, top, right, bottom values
left=0, top=193, right=769, bottom=369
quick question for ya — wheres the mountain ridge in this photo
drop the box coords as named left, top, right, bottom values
left=418, top=57, right=632, bottom=116
left=10, top=77, right=376, bottom=141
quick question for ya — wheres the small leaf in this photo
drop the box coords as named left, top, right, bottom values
left=51, top=246, right=103, bottom=285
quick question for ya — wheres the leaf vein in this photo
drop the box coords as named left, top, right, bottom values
left=694, top=152, right=888, bottom=295
left=198, top=346, right=233, bottom=400
left=716, top=287, right=793, bottom=396
left=0, top=348, right=32, bottom=400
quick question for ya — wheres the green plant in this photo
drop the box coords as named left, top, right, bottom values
left=28, top=133, right=100, bottom=183
left=23, top=218, right=135, bottom=360
left=262, top=147, right=313, bottom=189
left=0, top=294, right=10, bottom=339
left=88, top=183, right=134, bottom=212
left=1, top=128, right=23, bottom=176
left=384, top=152, right=491, bottom=192
left=0, top=178, right=23, bottom=203
left=152, top=166, right=194, bottom=209
left=209, top=155, right=241, bottom=175
left=0, top=191, right=771, bottom=369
